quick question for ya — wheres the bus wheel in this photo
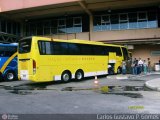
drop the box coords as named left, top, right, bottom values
left=75, top=70, right=84, bottom=81
left=4, top=71, right=16, bottom=81
left=61, top=71, right=71, bottom=83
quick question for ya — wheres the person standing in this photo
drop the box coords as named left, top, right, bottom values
left=135, top=59, right=139, bottom=75
left=133, top=58, right=138, bottom=75
left=122, top=60, right=126, bottom=75
left=143, top=60, right=148, bottom=74
left=138, top=58, right=144, bottom=74
left=147, top=58, right=151, bottom=73
left=131, top=58, right=136, bottom=75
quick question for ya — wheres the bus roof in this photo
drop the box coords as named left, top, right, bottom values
left=0, top=43, right=18, bottom=47
left=21, top=36, right=125, bottom=48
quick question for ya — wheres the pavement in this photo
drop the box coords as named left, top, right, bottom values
left=0, top=72, right=160, bottom=91
left=0, top=72, right=160, bottom=115
left=145, top=77, right=160, bottom=91
left=145, top=72, right=160, bottom=91
left=99, top=72, right=160, bottom=92
left=129, top=71, right=160, bottom=91
left=110, top=71, right=160, bottom=91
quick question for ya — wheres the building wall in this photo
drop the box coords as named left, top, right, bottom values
left=23, top=6, right=159, bottom=41
left=0, top=0, right=78, bottom=12
left=132, top=45, right=160, bottom=68
left=48, top=32, right=89, bottom=40
left=91, top=28, right=160, bottom=42
left=49, top=28, right=160, bottom=42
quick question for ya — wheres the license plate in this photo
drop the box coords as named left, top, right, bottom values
left=23, top=75, right=26, bottom=77
left=20, top=70, right=29, bottom=80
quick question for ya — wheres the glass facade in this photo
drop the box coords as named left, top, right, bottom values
left=25, top=7, right=159, bottom=36
left=94, top=10, right=158, bottom=31
left=0, top=18, right=20, bottom=36
left=0, top=17, right=20, bottom=43
left=0, top=6, right=159, bottom=43
left=25, top=16, right=83, bottom=36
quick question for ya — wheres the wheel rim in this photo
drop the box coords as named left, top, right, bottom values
left=63, top=73, right=70, bottom=82
left=7, top=73, right=14, bottom=80
left=76, top=72, right=82, bottom=80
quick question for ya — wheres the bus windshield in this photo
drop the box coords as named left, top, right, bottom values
left=0, top=46, right=17, bottom=57
left=19, top=38, right=32, bottom=53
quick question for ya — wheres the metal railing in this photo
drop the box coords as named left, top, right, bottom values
left=0, top=32, right=20, bottom=43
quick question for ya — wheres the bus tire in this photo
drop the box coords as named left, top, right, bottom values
left=4, top=70, right=16, bottom=81
left=75, top=70, right=84, bottom=81
left=61, top=71, right=71, bottom=83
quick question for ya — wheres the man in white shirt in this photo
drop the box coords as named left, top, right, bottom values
left=138, top=58, right=144, bottom=74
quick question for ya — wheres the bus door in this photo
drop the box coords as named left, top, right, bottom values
left=108, top=52, right=116, bottom=74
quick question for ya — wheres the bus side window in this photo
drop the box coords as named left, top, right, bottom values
left=108, top=46, right=122, bottom=56
left=80, top=44, right=93, bottom=55
left=92, top=45, right=103, bottom=55
left=45, top=42, right=52, bottom=54
left=68, top=43, right=80, bottom=55
left=116, top=47, right=122, bottom=56
left=105, top=47, right=109, bottom=55
left=60, top=42, right=68, bottom=55
left=52, top=42, right=61, bottom=55
left=38, top=41, right=46, bottom=55
left=106, top=46, right=115, bottom=54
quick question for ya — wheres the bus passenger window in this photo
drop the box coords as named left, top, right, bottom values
left=45, top=42, right=52, bottom=54
left=60, top=43, right=68, bottom=55
left=68, top=43, right=80, bottom=55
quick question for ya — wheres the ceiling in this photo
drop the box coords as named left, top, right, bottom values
left=1, top=0, right=160, bottom=21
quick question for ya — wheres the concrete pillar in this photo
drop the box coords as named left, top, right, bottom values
left=89, top=14, right=93, bottom=40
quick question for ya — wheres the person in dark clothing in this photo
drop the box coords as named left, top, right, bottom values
left=148, top=58, right=151, bottom=73
left=132, top=58, right=138, bottom=75
left=122, top=60, right=127, bottom=75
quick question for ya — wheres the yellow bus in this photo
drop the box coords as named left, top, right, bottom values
left=18, top=36, right=129, bottom=82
